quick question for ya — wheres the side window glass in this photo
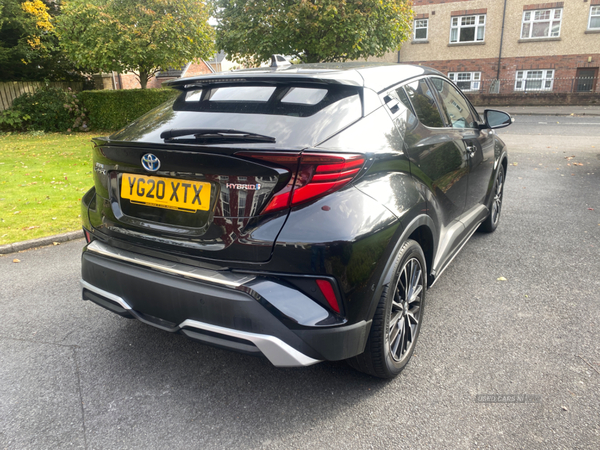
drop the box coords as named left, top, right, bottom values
left=395, top=86, right=418, bottom=131
left=403, top=79, right=445, bottom=128
left=396, top=87, right=415, bottom=116
left=431, top=78, right=477, bottom=129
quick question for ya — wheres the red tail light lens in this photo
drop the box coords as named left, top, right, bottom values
left=316, top=279, right=340, bottom=313
left=236, top=152, right=364, bottom=214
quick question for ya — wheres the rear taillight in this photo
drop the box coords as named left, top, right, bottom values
left=236, top=152, right=364, bottom=213
left=316, top=279, right=340, bottom=313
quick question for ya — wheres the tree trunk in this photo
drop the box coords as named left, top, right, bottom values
left=303, top=52, right=321, bottom=64
left=139, top=70, right=149, bottom=89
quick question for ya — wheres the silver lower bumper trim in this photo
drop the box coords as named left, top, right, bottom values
left=85, top=240, right=255, bottom=288
left=81, top=280, right=321, bottom=368
left=81, top=279, right=132, bottom=310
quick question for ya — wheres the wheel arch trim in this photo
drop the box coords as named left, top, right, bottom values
left=366, top=214, right=437, bottom=321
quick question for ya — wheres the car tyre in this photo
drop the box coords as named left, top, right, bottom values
left=479, top=164, right=505, bottom=233
left=348, top=239, right=426, bottom=379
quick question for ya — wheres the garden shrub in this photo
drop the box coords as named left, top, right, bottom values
left=78, top=88, right=179, bottom=131
left=10, top=86, right=88, bottom=132
left=0, top=109, right=31, bottom=131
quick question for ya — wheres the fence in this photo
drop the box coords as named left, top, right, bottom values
left=0, top=81, right=84, bottom=111
left=457, top=76, right=599, bottom=95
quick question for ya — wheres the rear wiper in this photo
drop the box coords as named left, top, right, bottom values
left=160, top=129, right=276, bottom=143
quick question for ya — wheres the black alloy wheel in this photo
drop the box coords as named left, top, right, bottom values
left=348, top=239, right=426, bottom=378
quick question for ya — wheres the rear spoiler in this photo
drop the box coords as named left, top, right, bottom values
left=164, top=70, right=364, bottom=90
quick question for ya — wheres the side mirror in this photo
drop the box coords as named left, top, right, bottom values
left=482, top=109, right=514, bottom=129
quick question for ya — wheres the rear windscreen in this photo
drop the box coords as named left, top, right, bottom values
left=111, top=83, right=363, bottom=147
left=173, top=83, right=359, bottom=118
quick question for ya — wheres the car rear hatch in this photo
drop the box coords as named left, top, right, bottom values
left=87, top=78, right=364, bottom=263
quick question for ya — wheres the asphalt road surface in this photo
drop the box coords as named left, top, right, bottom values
left=497, top=114, right=600, bottom=136
left=1, top=117, right=599, bottom=449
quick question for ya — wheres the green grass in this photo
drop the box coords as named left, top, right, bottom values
left=0, top=132, right=95, bottom=245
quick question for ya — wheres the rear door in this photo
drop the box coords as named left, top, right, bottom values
left=430, top=77, right=495, bottom=218
left=399, top=78, right=469, bottom=228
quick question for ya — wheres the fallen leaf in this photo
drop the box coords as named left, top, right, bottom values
left=53, top=242, right=60, bottom=246
left=588, top=208, right=594, bottom=211
left=14, top=211, right=20, bottom=215
left=565, top=156, right=575, bottom=160
left=573, top=163, right=584, bottom=166
left=13, top=259, right=20, bottom=263
left=497, top=277, right=507, bottom=281
left=511, top=162, right=518, bottom=166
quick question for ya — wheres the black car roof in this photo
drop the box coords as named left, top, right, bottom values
left=165, top=62, right=443, bottom=94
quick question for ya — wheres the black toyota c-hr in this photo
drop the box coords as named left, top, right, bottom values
left=80, top=62, right=511, bottom=378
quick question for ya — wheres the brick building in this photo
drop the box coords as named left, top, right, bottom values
left=374, top=0, right=600, bottom=95
left=94, top=60, right=214, bottom=90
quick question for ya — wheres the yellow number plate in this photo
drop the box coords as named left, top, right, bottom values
left=121, top=174, right=211, bottom=212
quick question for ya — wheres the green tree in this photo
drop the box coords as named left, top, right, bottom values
left=213, top=0, right=413, bottom=66
left=0, top=0, right=80, bottom=80
left=57, top=0, right=215, bottom=89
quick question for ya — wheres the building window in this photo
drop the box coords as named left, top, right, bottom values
left=590, top=6, right=600, bottom=30
left=450, top=15, right=485, bottom=43
left=448, top=72, right=481, bottom=91
left=514, top=70, right=554, bottom=91
left=521, top=9, right=562, bottom=39
left=414, top=19, right=428, bottom=40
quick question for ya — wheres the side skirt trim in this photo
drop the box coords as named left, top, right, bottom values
left=429, top=221, right=480, bottom=288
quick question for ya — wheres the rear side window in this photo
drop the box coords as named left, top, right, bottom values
left=403, top=79, right=444, bottom=128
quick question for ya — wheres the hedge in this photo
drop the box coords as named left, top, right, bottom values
left=78, top=88, right=179, bottom=131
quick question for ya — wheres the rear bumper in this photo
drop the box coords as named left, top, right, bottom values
left=81, top=241, right=371, bottom=367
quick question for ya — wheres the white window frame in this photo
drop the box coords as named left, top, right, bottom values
left=514, top=70, right=555, bottom=91
left=521, top=9, right=562, bottom=39
left=448, top=72, right=482, bottom=91
left=414, top=19, right=428, bottom=41
left=589, top=6, right=600, bottom=30
left=450, top=14, right=486, bottom=43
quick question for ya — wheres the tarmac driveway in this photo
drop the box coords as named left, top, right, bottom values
left=1, top=126, right=599, bottom=449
